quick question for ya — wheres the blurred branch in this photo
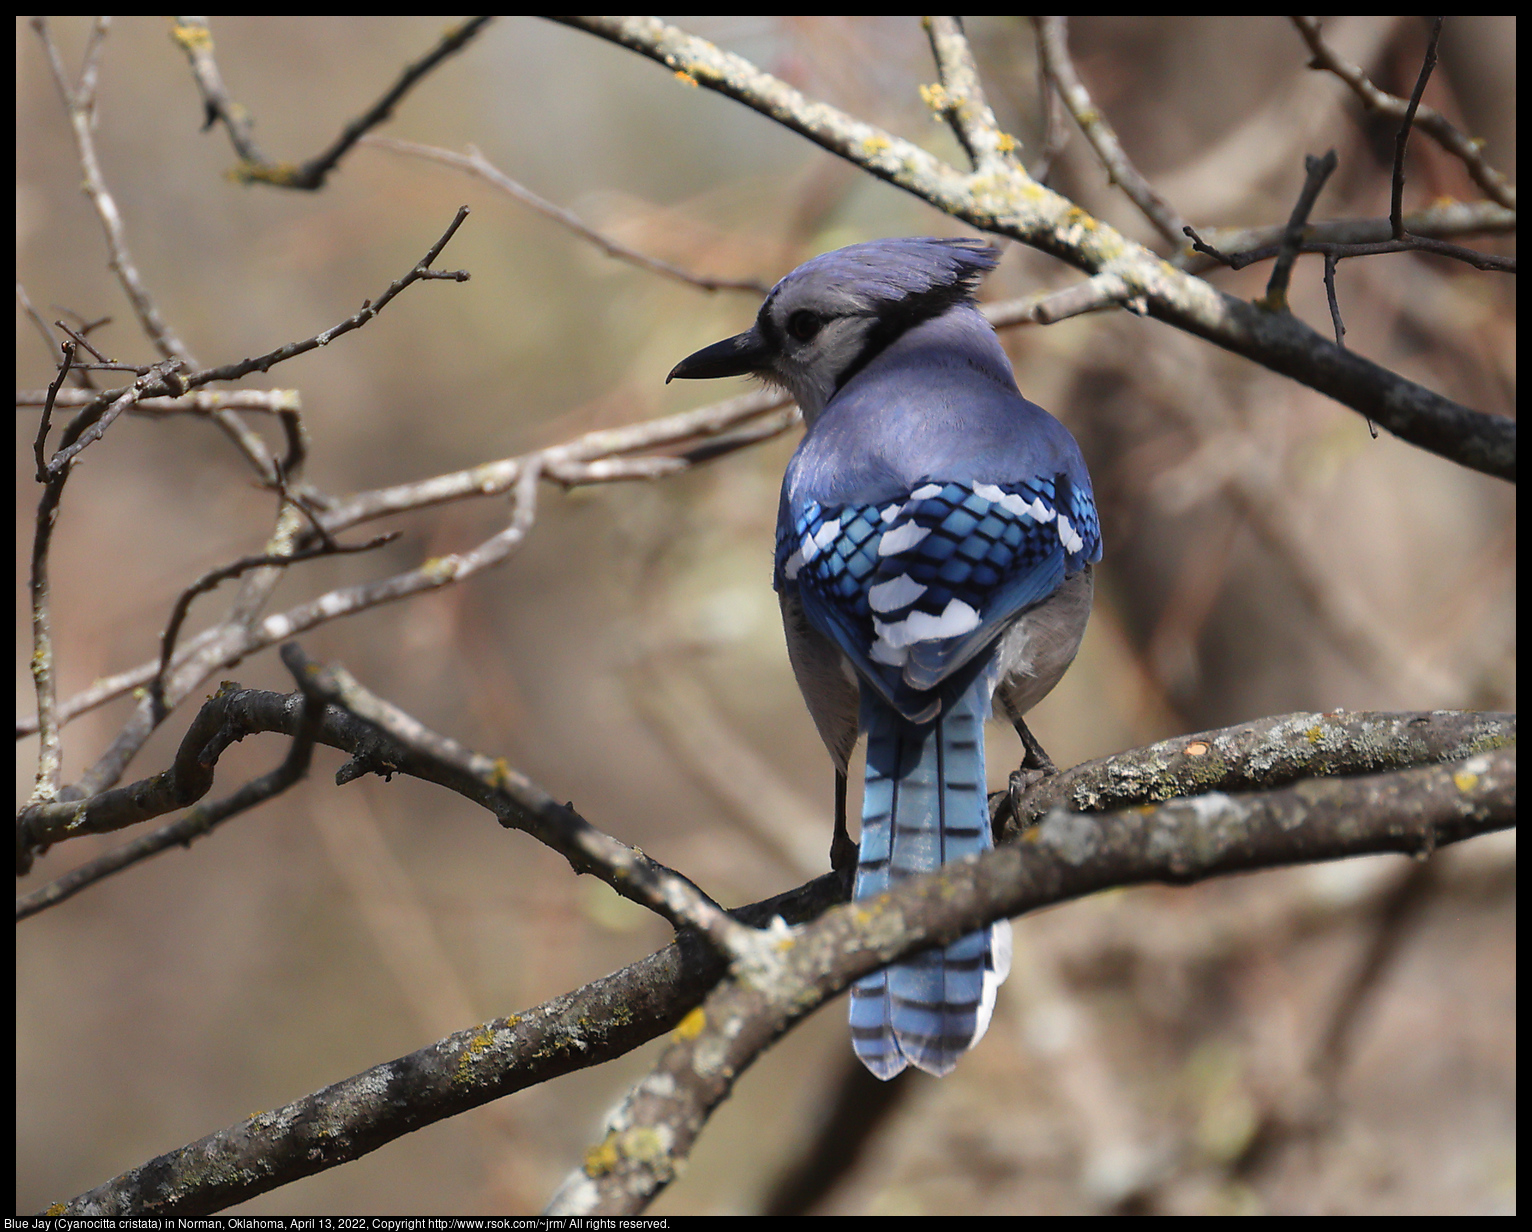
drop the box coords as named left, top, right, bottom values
left=1033, top=15, right=1190, bottom=250
left=16, top=388, right=795, bottom=747
left=551, top=16, right=1515, bottom=481
left=170, top=16, right=495, bottom=190
left=33, top=17, right=192, bottom=364
left=148, top=531, right=400, bottom=720
left=1292, top=16, right=1515, bottom=212
left=1259, top=150, right=1338, bottom=312
left=365, top=137, right=770, bottom=294
left=1388, top=17, right=1444, bottom=239
left=18, top=387, right=302, bottom=416
left=31, top=16, right=287, bottom=483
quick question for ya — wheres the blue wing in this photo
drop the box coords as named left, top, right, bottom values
left=776, top=472, right=1100, bottom=722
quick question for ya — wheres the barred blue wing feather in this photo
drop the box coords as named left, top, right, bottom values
left=777, top=475, right=1100, bottom=720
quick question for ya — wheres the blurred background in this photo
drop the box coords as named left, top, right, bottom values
left=16, top=16, right=1514, bottom=1215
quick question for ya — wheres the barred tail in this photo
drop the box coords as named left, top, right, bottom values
left=849, top=675, right=1012, bottom=1079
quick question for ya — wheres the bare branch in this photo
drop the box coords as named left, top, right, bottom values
left=1293, top=16, right=1515, bottom=211
left=1182, top=199, right=1514, bottom=276
left=42, top=707, right=1513, bottom=1215
left=172, top=16, right=496, bottom=190
left=1261, top=150, right=1339, bottom=312
left=18, top=387, right=302, bottom=417
left=16, top=388, right=795, bottom=745
left=31, top=16, right=194, bottom=365
left=24, top=343, right=76, bottom=806
left=365, top=137, right=769, bottom=294
left=550, top=16, right=1514, bottom=480
left=1390, top=17, right=1444, bottom=239
left=279, top=644, right=755, bottom=953
left=1033, top=15, right=1191, bottom=250
left=549, top=746, right=1515, bottom=1213
left=149, top=532, right=399, bottom=720
left=922, top=16, right=1017, bottom=175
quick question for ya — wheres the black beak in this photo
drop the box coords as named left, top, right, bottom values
left=666, top=325, right=772, bottom=383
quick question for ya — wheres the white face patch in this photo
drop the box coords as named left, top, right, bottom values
left=910, top=482, right=944, bottom=501
left=867, top=574, right=927, bottom=613
left=879, top=502, right=904, bottom=524
left=877, top=522, right=931, bottom=556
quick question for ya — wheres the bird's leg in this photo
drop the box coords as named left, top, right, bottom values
left=1007, top=716, right=1058, bottom=825
left=830, top=769, right=857, bottom=891
left=1013, top=715, right=1058, bottom=775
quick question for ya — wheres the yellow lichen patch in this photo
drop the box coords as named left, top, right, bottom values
left=1453, top=769, right=1480, bottom=793
left=170, top=22, right=213, bottom=53
left=673, top=69, right=699, bottom=88
left=584, top=1133, right=622, bottom=1177
left=420, top=555, right=461, bottom=584
left=861, top=134, right=891, bottom=156
left=453, top=1025, right=496, bottom=1084
left=996, top=132, right=1017, bottom=152
left=229, top=160, right=301, bottom=187
left=674, top=1006, right=706, bottom=1040
left=918, top=82, right=951, bottom=113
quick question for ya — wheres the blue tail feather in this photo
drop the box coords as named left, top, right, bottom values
left=851, top=674, right=1009, bottom=1079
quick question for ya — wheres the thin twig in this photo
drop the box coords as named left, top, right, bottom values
left=168, top=18, right=270, bottom=164
left=1293, top=15, right=1513, bottom=211
left=1261, top=150, right=1338, bottom=311
left=33, top=341, right=74, bottom=482
left=32, top=17, right=194, bottom=365
left=24, top=343, right=77, bottom=807
left=1391, top=17, right=1444, bottom=239
left=18, top=387, right=303, bottom=416
left=280, top=644, right=757, bottom=955
left=1033, top=15, right=1190, bottom=250
left=174, top=16, right=496, bottom=190
left=365, top=137, right=769, bottom=294
left=149, top=533, right=400, bottom=720
left=15, top=282, right=62, bottom=359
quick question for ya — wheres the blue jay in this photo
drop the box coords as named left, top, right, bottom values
left=668, top=237, right=1100, bottom=1079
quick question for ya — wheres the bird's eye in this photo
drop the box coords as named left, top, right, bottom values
left=786, top=310, right=823, bottom=342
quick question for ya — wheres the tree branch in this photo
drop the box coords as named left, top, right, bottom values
left=548, top=745, right=1514, bottom=1213
left=550, top=16, right=1514, bottom=481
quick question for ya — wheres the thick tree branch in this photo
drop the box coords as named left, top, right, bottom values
left=551, top=16, right=1514, bottom=481
left=548, top=745, right=1514, bottom=1213
left=35, top=701, right=1513, bottom=1214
